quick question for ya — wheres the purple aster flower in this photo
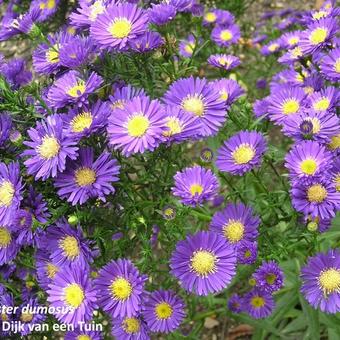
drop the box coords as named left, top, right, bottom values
left=163, top=76, right=227, bottom=137
left=36, top=250, right=60, bottom=290
left=24, top=185, right=50, bottom=223
left=30, top=0, right=60, bottom=21
left=331, top=159, right=340, bottom=193
left=0, top=161, right=22, bottom=225
left=203, top=9, right=219, bottom=25
left=281, top=31, right=302, bottom=48
left=253, top=98, right=270, bottom=119
left=65, top=327, right=103, bottom=340
left=211, top=24, right=241, bottom=47
left=95, top=259, right=147, bottom=318
left=148, top=3, right=176, bottom=25
left=0, top=58, right=32, bottom=89
left=329, top=133, right=340, bottom=154
left=111, top=314, right=150, bottom=340
left=17, top=297, right=46, bottom=336
left=282, top=110, right=340, bottom=144
left=0, top=223, right=19, bottom=265
left=210, top=202, right=259, bottom=247
left=129, top=31, right=164, bottom=53
left=47, top=265, right=97, bottom=326
left=261, top=40, right=282, bottom=56
left=162, top=205, right=176, bottom=220
left=44, top=219, right=95, bottom=268
left=305, top=215, right=332, bottom=233
left=320, top=47, right=340, bottom=82
left=267, top=85, right=307, bottom=124
left=163, top=105, right=200, bottom=143
left=170, top=230, right=236, bottom=296
left=90, top=3, right=148, bottom=51
left=228, top=293, right=243, bottom=313
left=172, top=166, right=219, bottom=207
left=244, top=288, right=275, bottom=319
left=70, top=0, right=107, bottom=29
left=0, top=292, right=14, bottom=336
left=216, top=131, right=267, bottom=175
left=22, top=114, right=78, bottom=180
left=54, top=147, right=120, bottom=205
left=252, top=34, right=267, bottom=44
left=107, top=95, right=167, bottom=156
left=253, top=261, right=284, bottom=293
left=143, top=290, right=185, bottom=333
left=169, top=0, right=193, bottom=12
left=62, top=100, right=110, bottom=140
left=0, top=113, right=12, bottom=147
left=256, top=79, right=267, bottom=89
left=178, top=34, right=197, bottom=58
left=208, top=54, right=240, bottom=71
left=109, top=83, right=145, bottom=110
left=278, top=46, right=304, bottom=65
left=308, top=87, right=339, bottom=113
left=237, top=240, right=257, bottom=264
left=214, top=9, right=235, bottom=25
left=212, top=79, right=244, bottom=107
left=285, top=141, right=333, bottom=182
left=150, top=225, right=160, bottom=247
left=301, top=249, right=340, bottom=313
left=47, top=70, right=103, bottom=109
left=11, top=209, right=34, bottom=246
left=200, top=148, right=214, bottom=162
left=299, top=18, right=337, bottom=55
left=291, top=178, right=340, bottom=220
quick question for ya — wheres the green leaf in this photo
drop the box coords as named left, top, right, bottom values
left=299, top=295, right=320, bottom=340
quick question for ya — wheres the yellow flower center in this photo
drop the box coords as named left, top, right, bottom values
left=305, top=117, right=321, bottom=134
left=251, top=296, right=265, bottom=308
left=282, top=99, right=300, bottom=115
left=312, top=10, right=328, bottom=20
left=67, top=81, right=86, bottom=98
left=184, top=43, right=195, bottom=55
left=46, top=44, right=60, bottom=64
left=75, top=167, right=96, bottom=187
left=122, top=317, right=140, bottom=334
left=0, top=227, right=11, bottom=248
left=335, top=59, right=340, bottom=73
left=109, top=18, right=132, bottom=39
left=220, top=30, right=233, bottom=42
left=46, top=262, right=58, bottom=279
left=304, top=86, right=314, bottom=94
left=318, top=268, right=340, bottom=295
left=1, top=313, right=8, bottom=321
left=329, top=134, right=340, bottom=150
left=292, top=47, right=302, bottom=58
left=300, top=159, right=318, bottom=175
left=189, top=184, right=203, bottom=196
left=89, top=0, right=105, bottom=21
left=40, top=0, right=55, bottom=10
left=190, top=250, right=216, bottom=276
left=307, top=221, right=318, bottom=231
left=71, top=112, right=93, bottom=133
left=77, top=336, right=91, bottom=340
left=219, top=90, right=229, bottom=101
left=335, top=174, right=340, bottom=192
left=60, top=236, right=80, bottom=259
left=313, top=97, right=330, bottom=111
left=21, top=312, right=33, bottom=323
left=244, top=250, right=251, bottom=258
left=205, top=12, right=216, bottom=22
left=232, top=144, right=255, bottom=164
left=268, top=43, right=279, bottom=52
left=155, top=302, right=173, bottom=319
left=38, top=136, right=60, bottom=159
left=182, top=95, right=205, bottom=116
left=64, top=283, right=84, bottom=308
left=111, top=277, right=132, bottom=300
left=307, top=184, right=327, bottom=203
left=223, top=220, right=245, bottom=243
left=310, top=27, right=327, bottom=45
left=288, top=37, right=299, bottom=46
left=217, top=57, right=231, bottom=66
left=164, top=117, right=182, bottom=137
left=127, top=115, right=150, bottom=137
left=0, top=181, right=14, bottom=207
left=266, top=273, right=277, bottom=285
left=163, top=207, right=174, bottom=217
left=111, top=100, right=125, bottom=110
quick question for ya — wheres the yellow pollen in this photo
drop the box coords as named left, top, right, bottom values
left=21, top=312, right=33, bottom=323
left=244, top=250, right=251, bottom=258
left=164, top=208, right=174, bottom=217
left=296, top=73, right=304, bottom=83
left=67, top=81, right=86, bottom=98
left=266, top=273, right=277, bottom=285
left=217, top=57, right=231, bottom=66
left=307, top=184, right=327, bottom=203
left=268, top=43, right=279, bottom=52
left=305, top=117, right=321, bottom=134
left=71, top=112, right=93, bottom=133
left=67, top=27, right=76, bottom=35
left=304, top=86, right=314, bottom=94
left=123, top=317, right=140, bottom=334
left=38, top=136, right=60, bottom=159
left=189, top=184, right=203, bottom=196
left=64, top=283, right=84, bottom=308
left=307, top=221, right=318, bottom=231
left=329, top=134, right=340, bottom=150
left=313, top=98, right=330, bottom=111
left=335, top=174, right=340, bottom=192
left=111, top=100, right=125, bottom=110
left=288, top=37, right=299, bottom=46
left=282, top=99, right=300, bottom=115
left=75, top=167, right=96, bottom=187
left=164, top=117, right=182, bottom=137
left=60, top=236, right=80, bottom=259
left=46, top=262, right=58, bottom=279
left=190, top=250, right=216, bottom=276
left=89, top=1, right=105, bottom=21
left=335, top=59, right=340, bottom=73
left=1, top=313, right=8, bottom=321
left=220, top=30, right=233, bottom=41
left=310, top=27, right=327, bottom=45
left=219, top=90, right=229, bottom=101
left=39, top=0, right=55, bottom=10
left=312, top=10, right=328, bottom=20
left=300, top=159, right=318, bottom=175
left=292, top=47, right=302, bottom=58
left=77, top=336, right=91, bottom=340
left=223, top=220, right=245, bottom=243
left=232, top=144, right=255, bottom=165
left=319, top=268, right=340, bottom=295
left=155, top=302, right=173, bottom=319
left=111, top=277, right=132, bottom=300
left=205, top=12, right=216, bottom=22
left=0, top=181, right=14, bottom=207
left=182, top=96, right=205, bottom=116
left=0, top=227, right=11, bottom=248
left=109, top=18, right=132, bottom=39
left=184, top=43, right=195, bottom=55
left=251, top=296, right=265, bottom=308
left=46, top=45, right=59, bottom=64
left=127, top=115, right=150, bottom=137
